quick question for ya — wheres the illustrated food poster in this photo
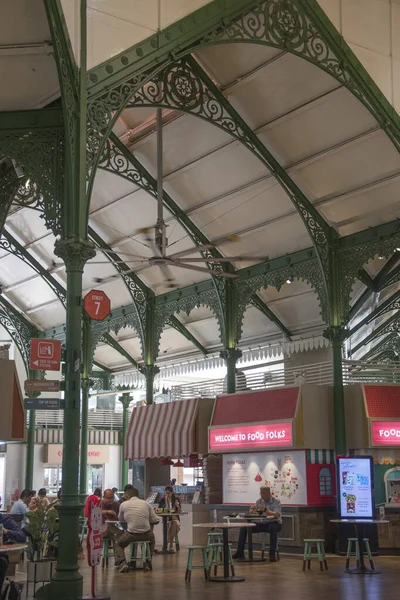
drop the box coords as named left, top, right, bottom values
left=223, top=450, right=308, bottom=505
left=338, top=457, right=373, bottom=518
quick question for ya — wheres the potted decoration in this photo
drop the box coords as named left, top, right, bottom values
left=25, top=501, right=59, bottom=594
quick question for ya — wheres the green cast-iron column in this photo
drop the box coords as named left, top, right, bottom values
left=50, top=238, right=95, bottom=599
left=140, top=365, right=160, bottom=405
left=79, top=316, right=92, bottom=501
left=326, top=242, right=347, bottom=456
left=25, top=370, right=41, bottom=490
left=119, top=391, right=132, bottom=488
left=220, top=280, right=242, bottom=394
left=141, top=299, right=159, bottom=405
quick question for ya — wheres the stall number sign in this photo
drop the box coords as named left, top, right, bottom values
left=84, top=289, right=111, bottom=321
left=209, top=422, right=293, bottom=451
left=371, top=421, right=400, bottom=445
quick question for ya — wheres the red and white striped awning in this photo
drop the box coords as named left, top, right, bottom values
left=125, top=398, right=200, bottom=459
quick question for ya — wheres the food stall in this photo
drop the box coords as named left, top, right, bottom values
left=207, top=385, right=336, bottom=549
left=125, top=398, right=215, bottom=546
left=345, top=383, right=400, bottom=550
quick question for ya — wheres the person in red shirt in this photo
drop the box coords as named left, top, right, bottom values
left=84, top=488, right=101, bottom=518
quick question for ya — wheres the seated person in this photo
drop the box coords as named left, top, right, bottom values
left=233, top=485, right=282, bottom=562
left=101, top=489, right=121, bottom=540
left=115, top=487, right=159, bottom=573
left=118, top=484, right=134, bottom=505
left=158, top=485, right=182, bottom=553
left=0, top=512, right=27, bottom=545
left=10, top=490, right=32, bottom=527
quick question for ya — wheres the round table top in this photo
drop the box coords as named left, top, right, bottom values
left=331, top=519, right=389, bottom=524
left=193, top=522, right=256, bottom=529
left=0, top=544, right=27, bottom=552
left=155, top=511, right=188, bottom=517
left=224, top=514, right=275, bottom=520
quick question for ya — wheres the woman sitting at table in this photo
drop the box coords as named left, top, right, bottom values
left=158, top=485, right=182, bottom=552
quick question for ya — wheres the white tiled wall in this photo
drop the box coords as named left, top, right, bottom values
left=318, top=0, right=400, bottom=112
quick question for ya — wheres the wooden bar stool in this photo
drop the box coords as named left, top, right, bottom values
left=302, top=539, right=327, bottom=572
left=345, top=538, right=374, bottom=570
left=185, top=546, right=210, bottom=582
left=128, top=541, right=152, bottom=571
left=101, top=537, right=115, bottom=568
left=208, top=542, right=235, bottom=577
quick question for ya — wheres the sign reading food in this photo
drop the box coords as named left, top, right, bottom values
left=371, top=421, right=400, bottom=445
left=209, top=422, right=293, bottom=451
left=337, top=457, right=374, bottom=519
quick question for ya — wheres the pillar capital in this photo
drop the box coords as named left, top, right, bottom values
left=54, top=236, right=96, bottom=272
left=220, top=348, right=242, bottom=364
left=118, top=390, right=133, bottom=410
left=323, top=325, right=348, bottom=346
left=139, top=364, right=160, bottom=379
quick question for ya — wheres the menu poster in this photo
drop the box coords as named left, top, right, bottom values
left=337, top=457, right=374, bottom=519
left=222, top=450, right=307, bottom=505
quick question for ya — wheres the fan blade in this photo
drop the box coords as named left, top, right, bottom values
left=93, top=262, right=153, bottom=283
left=174, top=256, right=268, bottom=263
left=168, top=235, right=240, bottom=259
left=85, top=259, right=149, bottom=265
left=168, top=261, right=239, bottom=278
left=95, top=248, right=149, bottom=259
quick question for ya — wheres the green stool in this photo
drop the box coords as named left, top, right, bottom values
left=175, top=533, right=180, bottom=552
left=128, top=541, right=152, bottom=572
left=207, top=532, right=223, bottom=545
left=345, top=538, right=374, bottom=570
left=185, top=546, right=210, bottom=582
left=79, top=517, right=87, bottom=545
left=208, top=543, right=235, bottom=578
left=302, top=539, right=327, bottom=572
left=261, top=533, right=280, bottom=560
left=101, top=537, right=115, bottom=568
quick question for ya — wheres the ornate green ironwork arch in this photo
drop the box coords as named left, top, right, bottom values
left=90, top=308, right=145, bottom=366
left=0, top=297, right=35, bottom=375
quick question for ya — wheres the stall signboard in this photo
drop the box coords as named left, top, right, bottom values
left=30, top=338, right=61, bottom=371
left=45, top=444, right=110, bottom=465
left=24, top=380, right=61, bottom=393
left=370, top=420, right=400, bottom=446
left=24, top=398, right=63, bottom=410
left=209, top=421, right=293, bottom=452
left=222, top=450, right=307, bottom=505
left=337, top=456, right=374, bottom=519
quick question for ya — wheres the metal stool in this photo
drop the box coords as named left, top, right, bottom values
left=302, top=539, right=327, bottom=571
left=101, top=536, right=115, bottom=568
left=128, top=541, right=152, bottom=571
left=79, top=517, right=87, bottom=545
left=207, top=531, right=223, bottom=545
left=261, top=533, right=280, bottom=560
left=185, top=546, right=210, bottom=582
left=208, top=542, right=235, bottom=577
left=346, top=538, right=374, bottom=570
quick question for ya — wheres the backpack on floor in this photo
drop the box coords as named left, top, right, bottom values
left=0, top=579, right=24, bottom=600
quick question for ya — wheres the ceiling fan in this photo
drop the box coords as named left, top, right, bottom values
left=92, top=109, right=268, bottom=289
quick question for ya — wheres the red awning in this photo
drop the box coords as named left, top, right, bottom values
left=364, top=385, right=400, bottom=418
left=125, top=398, right=199, bottom=459
left=211, top=387, right=300, bottom=426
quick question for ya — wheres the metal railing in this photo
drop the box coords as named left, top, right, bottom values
left=33, top=359, right=400, bottom=428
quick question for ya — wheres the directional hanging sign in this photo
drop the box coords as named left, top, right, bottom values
left=24, top=398, right=63, bottom=410
left=30, top=338, right=61, bottom=371
left=24, top=380, right=61, bottom=393
left=84, top=289, right=111, bottom=321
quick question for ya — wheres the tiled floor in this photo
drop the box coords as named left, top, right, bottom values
left=14, top=550, right=400, bottom=600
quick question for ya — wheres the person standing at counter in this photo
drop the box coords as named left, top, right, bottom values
left=233, top=486, right=282, bottom=562
left=158, top=485, right=182, bottom=553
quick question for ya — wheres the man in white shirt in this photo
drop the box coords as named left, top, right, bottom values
left=10, top=489, right=32, bottom=528
left=115, top=488, right=159, bottom=573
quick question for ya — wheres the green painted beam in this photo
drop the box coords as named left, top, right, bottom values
left=348, top=290, right=400, bottom=337
left=352, top=312, right=400, bottom=354
left=167, top=315, right=208, bottom=355
left=357, top=268, right=377, bottom=291
left=101, top=331, right=139, bottom=369
left=357, top=333, right=400, bottom=362
left=249, top=293, right=291, bottom=340
left=1, top=230, right=66, bottom=306
left=92, top=360, right=112, bottom=374
left=0, top=108, right=64, bottom=131
left=339, top=220, right=400, bottom=252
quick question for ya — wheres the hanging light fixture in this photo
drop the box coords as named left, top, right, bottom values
left=160, top=456, right=174, bottom=466
left=174, top=459, right=184, bottom=467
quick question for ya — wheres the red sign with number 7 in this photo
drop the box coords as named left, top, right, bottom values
left=84, top=289, right=111, bottom=321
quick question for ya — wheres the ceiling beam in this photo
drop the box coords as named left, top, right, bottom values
left=357, top=333, right=400, bottom=362
left=248, top=293, right=291, bottom=340
left=167, top=315, right=208, bottom=356
left=0, top=107, right=63, bottom=131
left=92, top=360, right=112, bottom=373
left=352, top=312, right=400, bottom=355
left=348, top=289, right=400, bottom=338
left=101, top=332, right=139, bottom=369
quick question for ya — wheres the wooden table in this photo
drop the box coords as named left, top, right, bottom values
left=331, top=519, right=389, bottom=575
left=155, top=511, right=188, bottom=554
left=193, top=522, right=255, bottom=582
left=224, top=514, right=275, bottom=562
left=0, top=544, right=27, bottom=553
